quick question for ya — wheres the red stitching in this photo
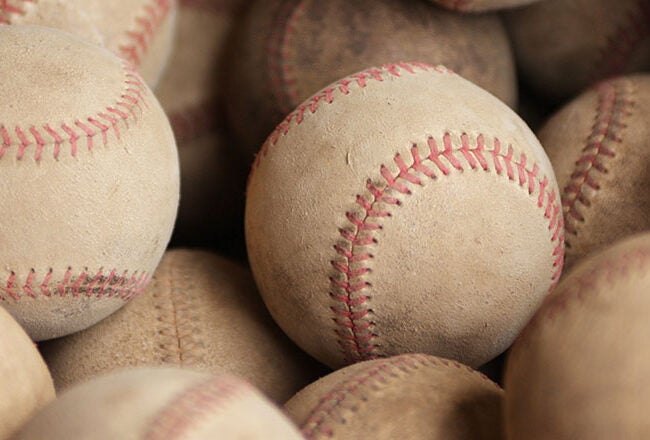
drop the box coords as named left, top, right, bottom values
left=118, top=0, right=173, bottom=67
left=594, top=0, right=650, bottom=80
left=561, top=79, right=632, bottom=242
left=330, top=133, right=565, bottom=364
left=0, top=0, right=33, bottom=24
left=0, top=267, right=150, bottom=301
left=144, top=376, right=248, bottom=440
left=300, top=354, right=499, bottom=438
left=0, top=63, right=148, bottom=161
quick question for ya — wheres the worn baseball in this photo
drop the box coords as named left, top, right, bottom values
left=427, top=0, right=541, bottom=13
left=0, top=0, right=178, bottom=87
left=505, top=232, right=650, bottom=438
left=227, top=0, right=516, bottom=156
left=0, top=307, right=54, bottom=439
left=156, top=0, right=248, bottom=249
left=40, top=249, right=324, bottom=403
left=285, top=353, right=503, bottom=439
left=246, top=62, right=564, bottom=369
left=13, top=367, right=303, bottom=439
left=0, top=25, right=179, bottom=341
left=538, top=74, right=650, bottom=269
left=506, top=0, right=650, bottom=102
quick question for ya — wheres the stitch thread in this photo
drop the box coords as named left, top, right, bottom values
left=301, top=353, right=499, bottom=438
left=0, top=62, right=148, bottom=161
left=330, top=133, right=565, bottom=364
left=0, top=0, right=33, bottom=24
left=0, top=267, right=149, bottom=301
left=153, top=255, right=205, bottom=365
left=561, top=79, right=633, bottom=243
left=145, top=376, right=248, bottom=440
left=118, top=0, right=173, bottom=67
left=594, top=0, right=650, bottom=80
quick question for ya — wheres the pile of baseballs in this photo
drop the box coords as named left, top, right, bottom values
left=0, top=0, right=648, bottom=438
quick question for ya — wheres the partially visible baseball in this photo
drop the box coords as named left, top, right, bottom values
left=506, top=0, right=650, bottom=102
left=227, top=0, right=516, bottom=155
left=246, top=62, right=564, bottom=370
left=428, top=0, right=541, bottom=13
left=0, top=0, right=178, bottom=87
left=285, top=354, right=503, bottom=439
left=13, top=367, right=303, bottom=439
left=0, top=25, right=179, bottom=340
left=505, top=232, right=650, bottom=439
left=538, top=74, right=650, bottom=269
left=40, top=250, right=325, bottom=403
left=0, top=307, right=54, bottom=439
left=156, top=0, right=249, bottom=249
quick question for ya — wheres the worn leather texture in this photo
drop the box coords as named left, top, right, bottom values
left=246, top=63, right=563, bottom=370
left=0, top=26, right=180, bottom=341
left=506, top=0, right=650, bottom=102
left=505, top=233, right=650, bottom=439
left=428, top=0, right=540, bottom=13
left=285, top=354, right=504, bottom=439
left=0, top=0, right=178, bottom=87
left=13, top=367, right=304, bottom=439
left=156, top=0, right=248, bottom=248
left=226, top=0, right=517, bottom=156
left=0, top=307, right=54, bottom=439
left=40, top=249, right=325, bottom=404
left=538, top=74, right=650, bottom=269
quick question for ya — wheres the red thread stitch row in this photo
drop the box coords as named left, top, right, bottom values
left=145, top=377, right=247, bottom=440
left=119, top=0, right=173, bottom=67
left=0, top=0, right=32, bottom=24
left=0, top=62, right=148, bottom=161
left=330, top=133, right=565, bottom=365
left=266, top=0, right=306, bottom=117
left=301, top=354, right=498, bottom=438
left=562, top=79, right=632, bottom=240
left=594, top=0, right=650, bottom=80
left=0, top=267, right=150, bottom=301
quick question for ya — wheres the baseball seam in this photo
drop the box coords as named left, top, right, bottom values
left=145, top=376, right=248, bottom=440
left=0, top=267, right=149, bottom=301
left=331, top=133, right=565, bottom=364
left=301, top=353, right=500, bottom=438
left=0, top=61, right=148, bottom=161
left=118, top=0, right=173, bottom=67
left=267, top=0, right=305, bottom=117
left=561, top=79, right=633, bottom=243
left=512, top=243, right=650, bottom=354
left=154, top=256, right=205, bottom=366
left=0, top=0, right=33, bottom=24
left=593, top=0, right=650, bottom=80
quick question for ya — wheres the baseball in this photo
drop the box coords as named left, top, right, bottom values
left=538, top=74, right=650, bottom=269
left=246, top=62, right=564, bottom=369
left=226, top=0, right=516, bottom=156
left=0, top=307, right=54, bottom=439
left=505, top=232, right=650, bottom=438
left=285, top=353, right=503, bottom=439
left=0, top=25, right=179, bottom=341
left=506, top=0, right=650, bottom=102
left=13, top=367, right=303, bottom=439
left=0, top=0, right=177, bottom=87
left=40, top=249, right=325, bottom=403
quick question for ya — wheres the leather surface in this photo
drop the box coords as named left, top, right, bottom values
left=285, top=354, right=504, bottom=439
left=13, top=368, right=303, bottom=439
left=226, top=0, right=517, bottom=156
left=40, top=249, right=326, bottom=404
left=506, top=0, right=650, bottom=102
left=506, top=233, right=650, bottom=439
left=538, top=74, right=650, bottom=269
left=246, top=63, right=562, bottom=369
left=429, top=0, right=540, bottom=13
left=0, top=26, right=180, bottom=340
